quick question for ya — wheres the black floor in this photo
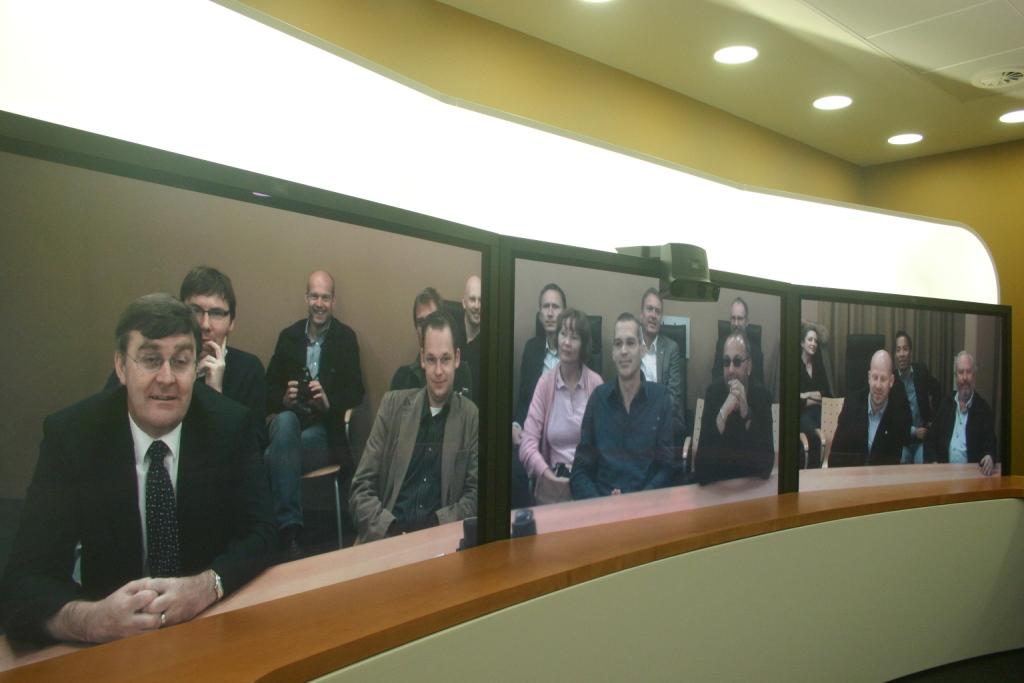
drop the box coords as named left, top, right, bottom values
left=893, top=648, right=1024, bottom=681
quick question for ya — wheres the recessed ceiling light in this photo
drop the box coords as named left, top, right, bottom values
left=714, top=46, right=758, bottom=65
left=888, top=133, right=923, bottom=145
left=999, top=109, right=1024, bottom=123
left=252, top=191, right=271, bottom=198
left=580, top=0, right=615, bottom=3
left=813, top=95, right=852, bottom=111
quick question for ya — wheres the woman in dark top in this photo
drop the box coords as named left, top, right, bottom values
left=799, top=324, right=831, bottom=468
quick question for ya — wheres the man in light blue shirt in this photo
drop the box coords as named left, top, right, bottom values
left=928, top=351, right=996, bottom=476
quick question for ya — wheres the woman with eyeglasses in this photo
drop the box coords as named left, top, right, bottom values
left=519, top=309, right=603, bottom=504
left=799, top=323, right=832, bottom=468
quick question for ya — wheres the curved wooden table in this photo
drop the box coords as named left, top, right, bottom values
left=1, top=467, right=1017, bottom=682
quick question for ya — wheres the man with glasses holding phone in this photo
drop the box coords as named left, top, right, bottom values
left=1, top=294, right=274, bottom=644
left=351, top=311, right=477, bottom=544
left=696, top=332, right=774, bottom=484
left=179, top=266, right=266, bottom=426
left=265, top=270, right=365, bottom=558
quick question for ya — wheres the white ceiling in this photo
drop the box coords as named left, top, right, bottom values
left=438, top=0, right=1024, bottom=165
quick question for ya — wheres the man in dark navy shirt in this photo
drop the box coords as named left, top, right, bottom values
left=571, top=313, right=679, bottom=499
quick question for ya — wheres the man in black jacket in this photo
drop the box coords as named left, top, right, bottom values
left=696, top=332, right=774, bottom=484
left=830, top=350, right=910, bottom=468
left=928, top=351, right=997, bottom=476
left=265, top=271, right=365, bottom=556
left=891, top=331, right=941, bottom=464
left=1, top=294, right=274, bottom=644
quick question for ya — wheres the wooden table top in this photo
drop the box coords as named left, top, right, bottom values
left=0, top=464, right=1010, bottom=680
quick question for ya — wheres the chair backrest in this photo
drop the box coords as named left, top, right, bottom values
left=692, top=397, right=705, bottom=462
left=443, top=299, right=468, bottom=349
left=844, top=333, right=885, bottom=395
left=659, top=322, right=689, bottom=411
left=820, top=396, right=845, bottom=468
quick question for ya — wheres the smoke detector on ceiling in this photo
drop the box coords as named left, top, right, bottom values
left=971, top=68, right=1024, bottom=89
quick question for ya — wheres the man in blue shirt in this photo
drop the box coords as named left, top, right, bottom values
left=830, top=350, right=910, bottom=468
left=928, top=351, right=996, bottom=476
left=571, top=313, right=679, bottom=498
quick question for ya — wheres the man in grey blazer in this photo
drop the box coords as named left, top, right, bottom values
left=640, top=288, right=686, bottom=443
left=350, top=310, right=478, bottom=544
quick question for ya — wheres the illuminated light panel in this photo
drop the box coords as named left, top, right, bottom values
left=0, top=0, right=998, bottom=303
left=713, top=45, right=758, bottom=64
left=888, top=133, right=923, bottom=145
left=999, top=110, right=1024, bottom=124
left=813, top=95, right=852, bottom=110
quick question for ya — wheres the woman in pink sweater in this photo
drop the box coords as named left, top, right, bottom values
left=519, top=309, right=603, bottom=504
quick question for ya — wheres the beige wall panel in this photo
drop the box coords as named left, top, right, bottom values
left=320, top=499, right=1024, bottom=682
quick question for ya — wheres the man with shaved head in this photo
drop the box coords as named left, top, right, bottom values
left=829, top=349, right=911, bottom=468
left=265, top=270, right=365, bottom=557
left=927, top=351, right=997, bottom=476
left=461, top=275, right=482, bottom=402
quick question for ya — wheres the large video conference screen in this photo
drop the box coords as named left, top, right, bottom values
left=510, top=257, right=783, bottom=536
left=797, top=296, right=1006, bottom=491
left=0, top=148, right=484, bottom=567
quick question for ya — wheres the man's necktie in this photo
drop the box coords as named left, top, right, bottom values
left=146, top=440, right=180, bottom=577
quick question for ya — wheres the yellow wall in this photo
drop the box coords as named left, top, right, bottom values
left=237, top=0, right=1021, bottom=471
left=861, top=141, right=1024, bottom=472
left=237, top=0, right=862, bottom=203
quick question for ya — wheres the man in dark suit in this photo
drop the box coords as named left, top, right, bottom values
left=265, top=270, right=365, bottom=556
left=891, top=331, right=941, bottom=464
left=639, top=288, right=686, bottom=442
left=830, top=350, right=910, bottom=467
left=513, top=283, right=566, bottom=439
left=0, top=294, right=275, bottom=644
left=928, top=351, right=997, bottom=476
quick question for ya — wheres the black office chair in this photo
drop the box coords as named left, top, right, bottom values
left=845, top=333, right=886, bottom=395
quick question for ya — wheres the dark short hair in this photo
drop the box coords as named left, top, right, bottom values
left=641, top=287, right=662, bottom=310
left=412, top=287, right=444, bottom=325
left=731, top=296, right=748, bottom=317
left=538, top=283, right=566, bottom=309
left=614, top=312, right=643, bottom=341
left=556, top=308, right=592, bottom=360
left=179, top=266, right=237, bottom=319
left=418, top=309, right=457, bottom=350
left=116, top=293, right=201, bottom=355
left=894, top=330, right=912, bottom=351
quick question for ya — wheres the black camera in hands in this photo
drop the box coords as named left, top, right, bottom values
left=296, top=367, right=314, bottom=413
